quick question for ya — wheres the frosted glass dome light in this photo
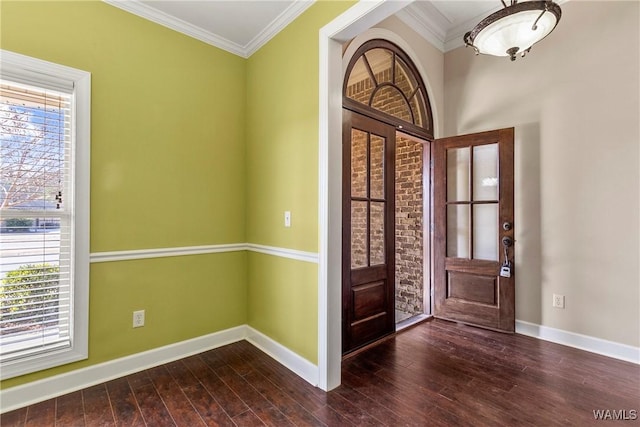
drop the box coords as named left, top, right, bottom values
left=464, top=1, right=562, bottom=61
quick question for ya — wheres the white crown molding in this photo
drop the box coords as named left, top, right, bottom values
left=395, top=3, right=447, bottom=52
left=90, top=243, right=319, bottom=264
left=102, top=0, right=314, bottom=58
left=102, top=0, right=246, bottom=57
left=516, top=320, right=640, bottom=365
left=244, top=1, right=316, bottom=58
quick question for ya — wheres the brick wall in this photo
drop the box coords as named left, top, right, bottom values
left=347, top=64, right=424, bottom=319
left=395, top=136, right=423, bottom=317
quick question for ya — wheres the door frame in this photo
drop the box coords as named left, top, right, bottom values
left=319, top=9, right=441, bottom=391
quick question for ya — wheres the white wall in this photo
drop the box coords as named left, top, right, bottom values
left=443, top=1, right=639, bottom=347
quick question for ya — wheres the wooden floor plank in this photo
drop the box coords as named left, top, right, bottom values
left=232, top=409, right=267, bottom=426
left=243, top=370, right=326, bottom=427
left=82, top=384, right=116, bottom=426
left=183, top=354, right=249, bottom=418
left=0, top=406, right=27, bottom=427
left=129, top=377, right=176, bottom=426
left=147, top=365, right=206, bottom=427
left=213, top=364, right=294, bottom=426
left=54, top=391, right=85, bottom=427
left=340, top=370, right=434, bottom=425
left=166, top=359, right=236, bottom=427
left=24, top=400, right=55, bottom=427
left=105, top=377, right=145, bottom=427
left=311, top=404, right=354, bottom=427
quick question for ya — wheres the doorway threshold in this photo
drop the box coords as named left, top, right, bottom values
left=396, top=313, right=431, bottom=332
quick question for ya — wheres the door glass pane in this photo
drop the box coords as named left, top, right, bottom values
left=409, top=88, right=426, bottom=127
left=345, top=56, right=374, bottom=104
left=371, top=86, right=412, bottom=123
left=473, top=144, right=498, bottom=200
left=351, top=201, right=368, bottom=268
left=370, top=134, right=384, bottom=199
left=473, top=204, right=498, bottom=261
left=394, top=57, right=418, bottom=98
left=370, top=202, right=385, bottom=265
left=447, top=204, right=470, bottom=258
left=364, top=48, right=393, bottom=84
left=447, top=147, right=470, bottom=202
left=351, top=129, right=367, bottom=198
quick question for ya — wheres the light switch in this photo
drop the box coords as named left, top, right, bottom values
left=284, top=211, right=291, bottom=227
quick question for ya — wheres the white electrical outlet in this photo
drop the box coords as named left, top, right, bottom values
left=133, top=310, right=145, bottom=328
left=552, top=294, right=565, bottom=309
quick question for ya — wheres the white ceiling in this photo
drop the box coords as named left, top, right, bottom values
left=103, top=0, right=506, bottom=58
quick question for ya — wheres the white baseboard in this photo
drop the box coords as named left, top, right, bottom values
left=0, top=326, right=247, bottom=413
left=245, top=326, right=319, bottom=386
left=0, top=324, right=319, bottom=414
left=516, top=320, right=640, bottom=364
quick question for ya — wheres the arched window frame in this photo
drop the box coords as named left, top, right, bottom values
left=343, top=39, right=434, bottom=140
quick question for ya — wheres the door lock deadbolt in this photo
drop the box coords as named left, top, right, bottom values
left=502, top=222, right=512, bottom=231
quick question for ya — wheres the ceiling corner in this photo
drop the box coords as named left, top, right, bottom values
left=103, top=0, right=247, bottom=57
left=243, top=0, right=316, bottom=58
left=395, top=3, right=447, bottom=53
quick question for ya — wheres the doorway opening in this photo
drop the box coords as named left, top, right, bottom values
left=342, top=39, right=433, bottom=354
left=394, top=132, right=429, bottom=329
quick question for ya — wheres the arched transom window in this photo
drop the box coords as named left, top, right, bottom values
left=344, top=39, right=433, bottom=138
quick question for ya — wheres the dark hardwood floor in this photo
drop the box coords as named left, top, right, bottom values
left=2, top=319, right=639, bottom=426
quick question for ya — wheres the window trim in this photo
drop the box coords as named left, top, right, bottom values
left=0, top=50, right=90, bottom=380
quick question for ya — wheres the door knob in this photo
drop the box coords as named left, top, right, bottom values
left=502, top=236, right=513, bottom=247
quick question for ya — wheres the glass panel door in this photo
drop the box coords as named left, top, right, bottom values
left=434, top=128, right=515, bottom=333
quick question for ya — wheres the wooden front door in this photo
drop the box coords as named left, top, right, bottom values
left=433, top=128, right=515, bottom=332
left=342, top=110, right=395, bottom=353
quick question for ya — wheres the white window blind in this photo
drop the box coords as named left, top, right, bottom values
left=0, top=80, right=74, bottom=362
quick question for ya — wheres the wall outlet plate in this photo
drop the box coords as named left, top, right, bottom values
left=553, top=294, right=565, bottom=309
left=133, top=310, right=145, bottom=328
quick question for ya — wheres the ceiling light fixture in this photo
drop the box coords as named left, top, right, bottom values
left=464, top=1, right=562, bottom=61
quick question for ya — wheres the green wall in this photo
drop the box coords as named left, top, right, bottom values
left=246, top=0, right=353, bottom=251
left=1, top=1, right=247, bottom=388
left=1, top=0, right=247, bottom=251
left=245, top=1, right=353, bottom=365
left=247, top=252, right=318, bottom=363
left=1, top=0, right=355, bottom=391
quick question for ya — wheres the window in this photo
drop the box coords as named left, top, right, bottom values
left=343, top=39, right=433, bottom=139
left=0, top=50, right=90, bottom=379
